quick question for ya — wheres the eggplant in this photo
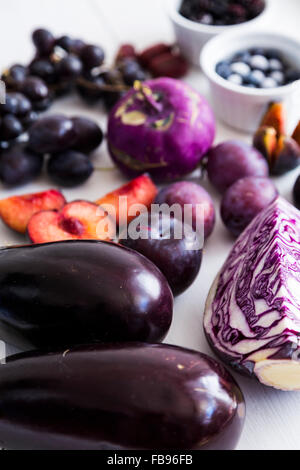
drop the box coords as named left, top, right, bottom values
left=0, top=343, right=245, bottom=450
left=0, top=241, right=173, bottom=349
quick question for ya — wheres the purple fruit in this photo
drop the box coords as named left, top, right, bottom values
left=293, top=174, right=300, bottom=209
left=207, top=140, right=269, bottom=193
left=155, top=181, right=215, bottom=240
left=120, top=212, right=202, bottom=296
left=221, top=176, right=278, bottom=237
left=28, top=114, right=76, bottom=154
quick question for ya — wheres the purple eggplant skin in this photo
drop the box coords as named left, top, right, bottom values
left=0, top=343, right=245, bottom=450
left=0, top=240, right=173, bottom=349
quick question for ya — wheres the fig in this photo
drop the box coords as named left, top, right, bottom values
left=272, top=135, right=300, bottom=175
left=260, top=102, right=286, bottom=136
left=292, top=120, right=300, bottom=147
left=253, top=126, right=277, bottom=162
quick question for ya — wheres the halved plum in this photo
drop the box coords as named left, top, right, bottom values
left=95, top=174, right=157, bottom=226
left=28, top=200, right=115, bottom=244
left=0, top=189, right=66, bottom=233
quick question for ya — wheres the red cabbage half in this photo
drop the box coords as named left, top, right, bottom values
left=204, top=197, right=300, bottom=391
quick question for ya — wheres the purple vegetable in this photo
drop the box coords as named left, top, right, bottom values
left=155, top=181, right=215, bottom=240
left=0, top=343, right=245, bottom=450
left=207, top=140, right=269, bottom=193
left=221, top=176, right=278, bottom=237
left=204, top=197, right=300, bottom=391
left=107, top=78, right=215, bottom=182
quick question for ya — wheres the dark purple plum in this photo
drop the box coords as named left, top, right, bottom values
left=0, top=146, right=43, bottom=186
left=207, top=140, right=269, bottom=193
left=28, top=114, right=76, bottom=154
left=155, top=181, right=215, bottom=240
left=221, top=176, right=278, bottom=237
left=71, top=116, right=103, bottom=153
left=0, top=241, right=173, bottom=349
left=32, top=28, right=55, bottom=55
left=120, top=212, right=202, bottom=296
left=47, top=150, right=94, bottom=187
left=293, top=174, right=300, bottom=209
left=0, top=343, right=245, bottom=450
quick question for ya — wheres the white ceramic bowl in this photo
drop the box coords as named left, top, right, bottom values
left=167, top=0, right=269, bottom=66
left=200, top=30, right=300, bottom=133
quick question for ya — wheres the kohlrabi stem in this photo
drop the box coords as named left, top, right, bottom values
left=134, top=80, right=163, bottom=113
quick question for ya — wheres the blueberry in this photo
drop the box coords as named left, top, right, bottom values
left=232, top=51, right=251, bottom=64
left=265, top=49, right=282, bottom=60
left=250, top=48, right=266, bottom=56
left=227, top=74, right=243, bottom=85
left=269, top=71, right=284, bottom=86
left=268, top=59, right=283, bottom=72
left=262, top=77, right=277, bottom=88
left=230, top=62, right=251, bottom=78
left=285, top=69, right=300, bottom=84
left=247, top=69, right=265, bottom=87
left=216, top=61, right=231, bottom=79
left=250, top=55, right=269, bottom=71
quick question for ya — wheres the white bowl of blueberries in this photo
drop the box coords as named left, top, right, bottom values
left=168, top=0, right=269, bottom=66
left=200, top=30, right=300, bottom=132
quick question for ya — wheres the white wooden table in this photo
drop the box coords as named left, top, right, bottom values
left=1, top=0, right=300, bottom=451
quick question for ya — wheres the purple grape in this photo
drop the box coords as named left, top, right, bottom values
left=29, top=58, right=57, bottom=84
left=80, top=44, right=105, bottom=70
left=120, top=212, right=202, bottom=296
left=71, top=117, right=103, bottom=153
left=28, top=115, right=76, bottom=154
left=20, top=76, right=50, bottom=110
left=32, top=28, right=55, bottom=56
left=2, top=64, right=27, bottom=89
left=0, top=146, right=43, bottom=186
left=0, top=114, right=23, bottom=140
left=155, top=181, right=215, bottom=240
left=56, top=55, right=83, bottom=80
left=207, top=140, right=269, bottom=193
left=221, top=176, right=278, bottom=237
left=47, top=150, right=94, bottom=187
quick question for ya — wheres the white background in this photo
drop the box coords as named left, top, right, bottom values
left=0, top=0, right=300, bottom=451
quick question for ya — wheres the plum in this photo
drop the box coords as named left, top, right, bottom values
left=27, top=200, right=115, bottom=243
left=221, top=176, right=278, bottom=237
left=120, top=212, right=202, bottom=296
left=95, top=174, right=157, bottom=226
left=0, top=343, right=245, bottom=450
left=28, top=114, right=76, bottom=154
left=0, top=189, right=66, bottom=233
left=293, top=174, right=300, bottom=209
left=0, top=241, right=173, bottom=348
left=207, top=140, right=269, bottom=193
left=155, top=181, right=215, bottom=240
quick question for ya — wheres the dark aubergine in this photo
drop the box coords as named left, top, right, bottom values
left=0, top=343, right=245, bottom=450
left=0, top=240, right=173, bottom=349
